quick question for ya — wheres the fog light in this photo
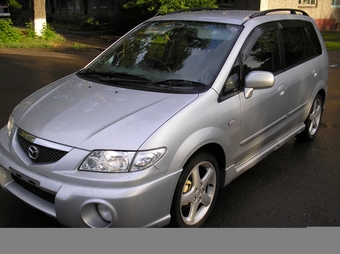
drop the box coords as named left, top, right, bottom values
left=96, top=204, right=112, bottom=222
left=82, top=202, right=116, bottom=228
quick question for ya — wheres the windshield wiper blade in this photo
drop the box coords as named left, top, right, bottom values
left=77, top=69, right=150, bottom=82
left=153, top=79, right=206, bottom=87
left=106, top=72, right=150, bottom=81
left=98, top=76, right=150, bottom=83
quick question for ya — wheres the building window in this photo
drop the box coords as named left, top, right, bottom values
left=57, top=0, right=67, bottom=9
left=92, top=0, right=111, bottom=9
left=68, top=0, right=73, bottom=9
left=100, top=0, right=108, bottom=9
left=217, top=0, right=234, bottom=7
left=298, top=0, right=317, bottom=5
left=332, top=0, right=340, bottom=8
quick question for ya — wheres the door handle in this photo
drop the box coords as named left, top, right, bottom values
left=278, top=84, right=287, bottom=96
left=313, top=69, right=318, bottom=77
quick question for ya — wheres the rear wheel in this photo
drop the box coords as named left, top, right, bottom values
left=297, top=94, right=323, bottom=141
left=171, top=152, right=220, bottom=227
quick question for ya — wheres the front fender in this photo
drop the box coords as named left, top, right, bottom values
left=169, top=127, right=231, bottom=170
left=139, top=89, right=241, bottom=179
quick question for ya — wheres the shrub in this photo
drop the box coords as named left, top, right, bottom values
left=0, top=19, right=22, bottom=43
left=22, top=22, right=64, bottom=42
left=0, top=20, right=65, bottom=48
left=25, top=22, right=36, bottom=38
left=42, top=23, right=56, bottom=40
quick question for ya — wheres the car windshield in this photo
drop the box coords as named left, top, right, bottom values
left=79, top=20, right=242, bottom=93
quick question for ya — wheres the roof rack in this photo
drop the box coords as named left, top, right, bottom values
left=249, top=8, right=309, bottom=18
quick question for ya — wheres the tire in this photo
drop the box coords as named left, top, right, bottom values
left=171, top=152, right=220, bottom=227
left=297, top=94, right=323, bottom=141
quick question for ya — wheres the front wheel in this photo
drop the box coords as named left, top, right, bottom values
left=171, top=152, right=220, bottom=227
left=297, top=94, right=323, bottom=141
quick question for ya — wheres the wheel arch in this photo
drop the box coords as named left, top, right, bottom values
left=317, top=88, right=326, bottom=109
left=182, top=144, right=226, bottom=188
left=169, top=144, right=225, bottom=227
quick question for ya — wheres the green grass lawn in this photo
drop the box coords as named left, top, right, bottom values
left=321, top=31, right=340, bottom=51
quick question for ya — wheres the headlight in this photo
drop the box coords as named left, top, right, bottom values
left=79, top=148, right=166, bottom=173
left=131, top=148, right=167, bottom=171
left=6, top=115, right=14, bottom=138
left=80, top=151, right=134, bottom=173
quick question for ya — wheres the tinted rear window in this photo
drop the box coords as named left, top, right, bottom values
left=281, top=27, right=309, bottom=67
left=307, top=23, right=322, bottom=56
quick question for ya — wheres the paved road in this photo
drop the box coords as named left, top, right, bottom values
left=0, top=46, right=339, bottom=227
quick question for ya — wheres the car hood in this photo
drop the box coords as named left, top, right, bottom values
left=13, top=74, right=198, bottom=150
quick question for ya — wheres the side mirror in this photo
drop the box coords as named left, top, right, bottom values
left=244, top=71, right=274, bottom=99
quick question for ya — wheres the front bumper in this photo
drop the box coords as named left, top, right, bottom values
left=0, top=127, right=181, bottom=228
left=0, top=161, right=180, bottom=227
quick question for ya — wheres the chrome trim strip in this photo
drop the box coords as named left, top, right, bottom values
left=17, top=129, right=73, bottom=152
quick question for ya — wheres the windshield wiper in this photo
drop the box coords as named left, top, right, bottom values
left=77, top=69, right=150, bottom=83
left=98, top=76, right=150, bottom=83
left=77, top=71, right=208, bottom=93
left=103, top=72, right=150, bottom=81
left=152, top=79, right=207, bottom=87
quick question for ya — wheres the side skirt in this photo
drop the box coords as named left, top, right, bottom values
left=222, top=123, right=306, bottom=187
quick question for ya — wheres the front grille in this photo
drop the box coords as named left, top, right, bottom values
left=17, top=132, right=68, bottom=163
left=12, top=174, right=56, bottom=204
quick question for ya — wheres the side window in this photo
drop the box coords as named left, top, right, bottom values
left=218, top=56, right=241, bottom=102
left=225, top=57, right=240, bottom=93
left=243, top=30, right=280, bottom=76
left=220, top=25, right=280, bottom=101
left=306, top=23, right=322, bottom=56
left=218, top=57, right=241, bottom=102
left=281, top=27, right=309, bottom=67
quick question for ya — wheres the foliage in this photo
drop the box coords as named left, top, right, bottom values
left=73, top=42, right=87, bottom=50
left=49, top=9, right=153, bottom=35
left=0, top=19, right=22, bottom=43
left=321, top=31, right=340, bottom=51
left=7, top=0, right=22, bottom=9
left=124, top=0, right=218, bottom=14
left=23, top=22, right=64, bottom=41
left=321, top=31, right=340, bottom=41
left=41, top=23, right=60, bottom=41
left=25, top=22, right=36, bottom=38
left=0, top=19, right=64, bottom=48
left=324, top=41, right=340, bottom=51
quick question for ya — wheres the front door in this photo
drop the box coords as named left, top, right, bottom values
left=237, top=23, right=289, bottom=164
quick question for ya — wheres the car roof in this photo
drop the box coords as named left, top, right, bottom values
left=149, top=9, right=256, bottom=25
left=148, top=8, right=310, bottom=26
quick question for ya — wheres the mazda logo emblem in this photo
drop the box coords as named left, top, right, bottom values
left=28, top=145, right=39, bottom=160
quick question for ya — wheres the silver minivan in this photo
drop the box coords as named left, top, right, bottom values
left=0, top=9, right=328, bottom=227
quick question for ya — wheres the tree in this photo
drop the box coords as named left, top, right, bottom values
left=7, top=0, right=22, bottom=18
left=29, top=0, right=46, bottom=36
left=7, top=0, right=22, bottom=9
left=124, top=0, right=218, bottom=15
